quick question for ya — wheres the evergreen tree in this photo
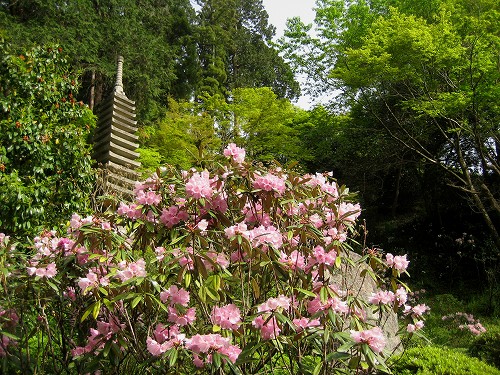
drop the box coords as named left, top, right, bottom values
left=0, top=0, right=198, bottom=124
left=195, top=0, right=300, bottom=100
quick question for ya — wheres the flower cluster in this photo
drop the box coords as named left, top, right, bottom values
left=211, top=304, right=241, bottom=330
left=350, top=327, right=387, bottom=353
left=0, top=144, right=428, bottom=373
left=72, top=316, right=125, bottom=357
left=385, top=253, right=410, bottom=272
left=0, top=306, right=19, bottom=357
left=442, top=312, right=487, bottom=335
left=223, top=143, right=245, bottom=164
left=186, top=334, right=241, bottom=367
left=252, top=172, right=286, bottom=196
left=116, top=258, right=147, bottom=282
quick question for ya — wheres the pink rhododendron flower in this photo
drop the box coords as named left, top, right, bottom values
left=136, top=189, right=162, bottom=206
left=78, top=270, right=99, bottom=292
left=72, top=317, right=125, bottom=357
left=160, top=285, right=190, bottom=307
left=69, top=213, right=83, bottom=229
left=224, top=222, right=249, bottom=239
left=411, top=304, right=430, bottom=317
left=258, top=295, right=291, bottom=312
left=116, top=259, right=147, bottom=282
left=224, top=143, right=246, bottom=164
left=368, top=290, right=395, bottom=305
left=395, top=286, right=408, bottom=306
left=338, top=202, right=361, bottom=222
left=230, top=249, right=248, bottom=263
left=155, top=246, right=166, bottom=261
left=185, top=334, right=241, bottom=364
left=63, top=287, right=76, bottom=301
left=101, top=222, right=111, bottom=230
left=160, top=206, right=189, bottom=228
left=407, top=320, right=425, bottom=333
left=168, top=306, right=196, bottom=326
left=146, top=326, right=186, bottom=356
left=279, top=250, right=306, bottom=270
left=248, top=225, right=283, bottom=250
left=27, top=262, right=57, bottom=278
left=350, top=326, right=386, bottom=353
left=146, top=337, right=165, bottom=356
left=463, top=323, right=486, bottom=335
left=185, top=171, right=213, bottom=199
left=242, top=202, right=272, bottom=225
left=196, top=219, right=209, bottom=232
left=307, top=245, right=337, bottom=268
left=206, top=192, right=228, bottom=213
left=252, top=315, right=281, bottom=340
left=252, top=173, right=286, bottom=196
left=307, top=296, right=349, bottom=315
left=309, top=213, right=323, bottom=228
left=386, top=253, right=410, bottom=271
left=173, top=247, right=195, bottom=270
left=134, top=176, right=160, bottom=195
left=304, top=172, right=339, bottom=198
left=116, top=202, right=142, bottom=219
left=293, top=317, right=321, bottom=332
left=206, top=251, right=229, bottom=269
left=211, top=304, right=242, bottom=330
left=193, top=354, right=205, bottom=368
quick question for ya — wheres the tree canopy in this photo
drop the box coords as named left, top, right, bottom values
left=282, top=0, right=500, bottom=249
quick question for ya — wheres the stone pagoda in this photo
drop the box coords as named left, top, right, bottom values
left=93, top=56, right=140, bottom=198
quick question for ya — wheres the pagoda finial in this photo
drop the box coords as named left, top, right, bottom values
left=115, top=55, right=124, bottom=95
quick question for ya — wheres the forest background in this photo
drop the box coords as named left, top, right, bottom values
left=1, top=0, right=500, bottom=371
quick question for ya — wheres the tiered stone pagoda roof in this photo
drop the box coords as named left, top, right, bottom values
left=93, top=56, right=140, bottom=198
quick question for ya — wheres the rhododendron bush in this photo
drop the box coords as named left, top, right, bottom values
left=0, top=145, right=427, bottom=374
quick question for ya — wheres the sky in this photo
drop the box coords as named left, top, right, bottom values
left=261, top=0, right=317, bottom=108
left=261, top=0, right=316, bottom=38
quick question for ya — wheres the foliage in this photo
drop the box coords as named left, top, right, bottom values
left=230, top=87, right=306, bottom=164
left=0, top=43, right=96, bottom=239
left=195, top=0, right=300, bottom=100
left=389, top=345, right=500, bottom=375
left=0, top=146, right=424, bottom=374
left=281, top=0, right=500, bottom=294
left=142, top=89, right=310, bottom=171
left=140, top=97, right=220, bottom=169
left=0, top=0, right=199, bottom=123
left=469, top=326, right=500, bottom=369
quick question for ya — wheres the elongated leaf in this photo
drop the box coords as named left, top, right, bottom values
left=131, top=295, right=142, bottom=308
left=296, top=287, right=316, bottom=298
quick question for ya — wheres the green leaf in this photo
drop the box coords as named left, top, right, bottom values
left=81, top=302, right=95, bottom=322
left=0, top=331, right=19, bottom=340
left=168, top=348, right=178, bottom=367
left=326, top=351, right=351, bottom=362
left=312, top=361, right=322, bottom=375
left=45, top=279, right=59, bottom=292
left=131, top=295, right=142, bottom=308
left=92, top=300, right=101, bottom=319
left=184, top=272, right=191, bottom=288
left=296, top=287, right=316, bottom=298
left=320, top=286, right=328, bottom=304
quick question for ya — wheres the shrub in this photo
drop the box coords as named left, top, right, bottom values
left=1, top=145, right=425, bottom=374
left=423, top=294, right=486, bottom=348
left=0, top=43, right=96, bottom=238
left=469, top=326, right=500, bottom=369
left=390, top=345, right=500, bottom=375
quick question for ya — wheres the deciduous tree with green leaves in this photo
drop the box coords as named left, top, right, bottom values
left=282, top=0, right=500, bottom=248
